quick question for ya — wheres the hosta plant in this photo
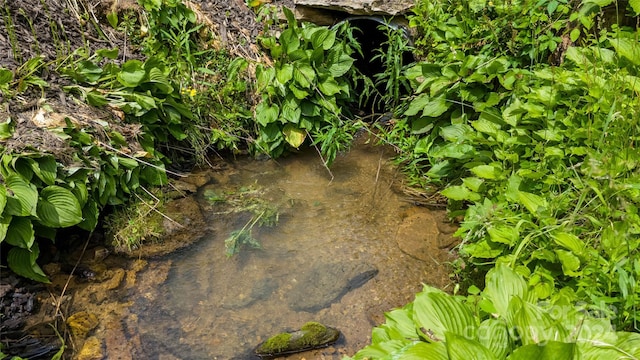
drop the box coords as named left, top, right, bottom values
left=347, top=264, right=640, bottom=359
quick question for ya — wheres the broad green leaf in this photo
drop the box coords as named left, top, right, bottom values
left=283, top=6, right=297, bottom=28
left=579, top=332, right=640, bottom=360
left=0, top=183, right=6, bottom=214
left=430, top=143, right=474, bottom=159
left=95, top=48, right=119, bottom=60
left=5, top=174, right=38, bottom=217
left=570, top=28, right=581, bottom=42
left=422, top=96, right=450, bottom=117
left=76, top=60, right=103, bottom=83
left=29, top=156, right=57, bottom=185
left=327, top=53, right=354, bottom=77
left=461, top=239, right=503, bottom=258
left=36, top=185, right=83, bottom=228
left=117, top=60, right=146, bottom=87
left=471, top=164, right=501, bottom=179
left=0, top=117, right=14, bottom=139
left=293, top=63, right=316, bottom=88
left=517, top=191, right=548, bottom=214
left=318, top=77, right=342, bottom=96
left=106, top=11, right=118, bottom=28
left=552, top=231, right=585, bottom=255
left=441, top=185, right=481, bottom=201
left=511, top=298, right=566, bottom=345
left=462, top=177, right=483, bottom=192
left=440, top=124, right=475, bottom=142
left=631, top=0, right=640, bottom=15
left=352, top=339, right=413, bottom=359
left=555, top=249, right=581, bottom=276
left=405, top=94, right=430, bottom=116
left=382, top=308, right=419, bottom=340
left=0, top=213, right=11, bottom=242
left=446, top=332, right=498, bottom=360
left=282, top=97, right=302, bottom=124
left=86, top=90, right=108, bottom=106
left=478, top=318, right=511, bottom=359
left=7, top=243, right=49, bottom=283
left=488, top=225, right=519, bottom=246
left=283, top=124, right=306, bottom=148
left=413, top=287, right=477, bottom=340
left=256, top=102, right=280, bottom=126
left=0, top=68, right=13, bottom=84
left=401, top=342, right=448, bottom=360
left=276, top=63, right=294, bottom=84
left=472, top=118, right=500, bottom=137
left=311, top=28, right=336, bottom=50
left=147, top=67, right=173, bottom=94
left=610, top=38, right=640, bottom=66
left=281, top=28, right=301, bottom=55
left=484, top=264, right=531, bottom=319
left=508, top=341, right=575, bottom=360
left=5, top=216, right=34, bottom=249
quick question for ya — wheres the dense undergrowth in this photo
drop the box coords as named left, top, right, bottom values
left=1, top=0, right=640, bottom=358
left=348, top=0, right=640, bottom=358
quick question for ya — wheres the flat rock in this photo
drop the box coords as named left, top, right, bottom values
left=288, top=262, right=378, bottom=312
left=294, top=0, right=414, bottom=15
left=395, top=209, right=441, bottom=262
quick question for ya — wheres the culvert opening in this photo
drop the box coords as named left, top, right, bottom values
left=335, top=16, right=415, bottom=114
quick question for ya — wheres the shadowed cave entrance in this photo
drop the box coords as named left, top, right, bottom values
left=336, top=16, right=415, bottom=114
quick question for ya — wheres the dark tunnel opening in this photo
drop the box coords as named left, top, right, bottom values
left=338, top=17, right=415, bottom=114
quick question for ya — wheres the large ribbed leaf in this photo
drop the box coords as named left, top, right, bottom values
left=580, top=331, right=640, bottom=360
left=402, top=341, right=448, bottom=360
left=36, top=185, right=83, bottom=228
left=508, top=341, right=575, bottom=360
left=352, top=339, right=412, bottom=359
left=78, top=199, right=98, bottom=231
left=511, top=298, right=567, bottom=345
left=0, top=213, right=11, bottom=243
left=4, top=216, right=34, bottom=249
left=5, top=174, right=38, bottom=216
left=0, top=183, right=6, bottom=214
left=28, top=156, right=57, bottom=185
left=446, top=332, right=498, bottom=360
left=484, top=264, right=531, bottom=319
left=382, top=308, right=419, bottom=340
left=7, top=243, right=49, bottom=283
left=413, top=287, right=477, bottom=341
left=478, top=318, right=512, bottom=359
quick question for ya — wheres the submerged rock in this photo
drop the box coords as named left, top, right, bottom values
left=288, top=262, right=378, bottom=312
left=255, top=322, right=340, bottom=358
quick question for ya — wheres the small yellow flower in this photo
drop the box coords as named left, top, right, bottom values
left=189, top=88, right=197, bottom=97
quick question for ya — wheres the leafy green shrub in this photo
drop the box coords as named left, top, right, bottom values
left=254, top=7, right=364, bottom=165
left=348, top=264, right=640, bottom=359
left=378, top=0, right=640, bottom=330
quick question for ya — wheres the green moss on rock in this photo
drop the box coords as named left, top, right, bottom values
left=258, top=333, right=292, bottom=353
left=255, top=322, right=340, bottom=357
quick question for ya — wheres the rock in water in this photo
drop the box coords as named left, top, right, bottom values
left=255, top=322, right=340, bottom=358
left=288, top=262, right=378, bottom=312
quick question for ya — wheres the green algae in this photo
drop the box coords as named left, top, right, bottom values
left=256, top=322, right=340, bottom=357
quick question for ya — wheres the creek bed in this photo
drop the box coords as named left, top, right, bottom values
left=81, top=136, right=456, bottom=359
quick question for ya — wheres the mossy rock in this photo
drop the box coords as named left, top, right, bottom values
left=255, top=322, right=340, bottom=358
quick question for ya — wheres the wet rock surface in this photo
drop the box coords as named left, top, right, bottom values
left=295, top=0, right=414, bottom=15
left=288, top=262, right=379, bottom=312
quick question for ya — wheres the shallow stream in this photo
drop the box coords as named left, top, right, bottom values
left=81, top=137, right=456, bottom=359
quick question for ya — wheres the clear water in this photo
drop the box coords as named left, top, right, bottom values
left=128, top=137, right=454, bottom=359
